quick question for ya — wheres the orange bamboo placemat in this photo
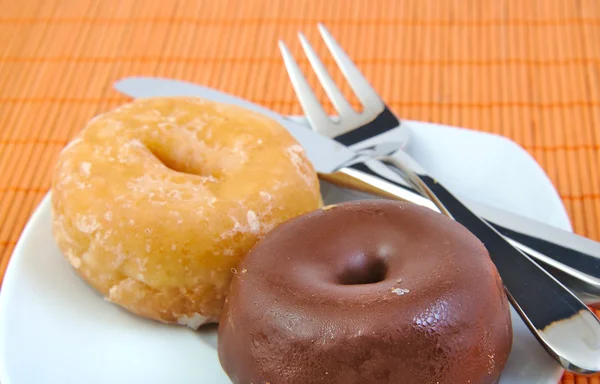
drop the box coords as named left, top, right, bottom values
left=1, top=0, right=599, bottom=382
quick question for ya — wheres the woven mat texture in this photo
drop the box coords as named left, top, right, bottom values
left=1, top=1, right=600, bottom=382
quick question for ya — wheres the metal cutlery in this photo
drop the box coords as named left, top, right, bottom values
left=278, top=26, right=600, bottom=296
left=114, top=76, right=600, bottom=307
left=278, top=24, right=600, bottom=373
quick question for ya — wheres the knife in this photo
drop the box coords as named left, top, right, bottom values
left=113, top=76, right=600, bottom=306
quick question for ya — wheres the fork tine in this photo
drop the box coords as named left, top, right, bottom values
left=317, top=23, right=384, bottom=112
left=297, top=32, right=355, bottom=117
left=278, top=40, right=333, bottom=133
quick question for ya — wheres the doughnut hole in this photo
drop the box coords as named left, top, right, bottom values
left=338, top=251, right=388, bottom=285
left=144, top=137, right=215, bottom=178
left=150, top=146, right=205, bottom=177
left=142, top=126, right=247, bottom=180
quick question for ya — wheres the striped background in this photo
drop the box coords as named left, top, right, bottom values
left=1, top=1, right=599, bottom=382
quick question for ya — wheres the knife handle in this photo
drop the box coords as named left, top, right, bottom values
left=322, top=162, right=600, bottom=308
left=491, top=222, right=600, bottom=280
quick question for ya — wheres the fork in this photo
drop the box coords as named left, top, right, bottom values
left=280, top=27, right=600, bottom=309
left=278, top=24, right=600, bottom=373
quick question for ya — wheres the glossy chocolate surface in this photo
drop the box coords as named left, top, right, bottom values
left=218, top=200, right=512, bottom=384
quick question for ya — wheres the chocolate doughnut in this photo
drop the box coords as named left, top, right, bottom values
left=218, top=200, right=512, bottom=384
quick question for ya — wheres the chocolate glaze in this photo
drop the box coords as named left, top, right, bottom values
left=218, top=200, right=512, bottom=384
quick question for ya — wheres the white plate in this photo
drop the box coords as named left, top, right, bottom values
left=0, top=116, right=566, bottom=384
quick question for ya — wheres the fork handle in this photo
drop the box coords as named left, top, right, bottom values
left=378, top=152, right=600, bottom=374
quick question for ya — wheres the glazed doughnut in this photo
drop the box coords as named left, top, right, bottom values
left=51, top=97, right=322, bottom=328
left=218, top=200, right=512, bottom=384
